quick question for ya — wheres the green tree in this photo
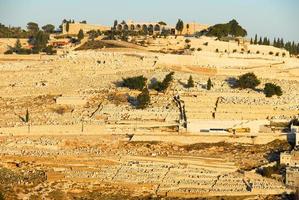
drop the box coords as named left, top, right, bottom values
left=113, top=20, right=118, bottom=29
left=176, top=19, right=184, bottom=35
left=258, top=37, right=262, bottom=45
left=207, top=78, right=213, bottom=90
left=66, top=22, right=70, bottom=32
left=30, top=31, right=49, bottom=51
left=77, top=29, right=84, bottom=41
left=136, top=88, right=150, bottom=109
left=187, top=75, right=194, bottom=88
left=14, top=38, right=22, bottom=52
left=186, top=24, right=190, bottom=35
left=250, top=38, right=253, bottom=44
left=152, top=72, right=175, bottom=92
left=42, top=24, right=55, bottom=33
left=27, top=22, right=39, bottom=33
left=264, top=83, right=283, bottom=97
left=254, top=34, right=258, bottom=44
left=263, top=37, right=268, bottom=45
left=236, top=73, right=261, bottom=89
left=122, top=75, right=147, bottom=91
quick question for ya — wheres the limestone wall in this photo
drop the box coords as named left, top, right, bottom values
left=62, top=23, right=110, bottom=35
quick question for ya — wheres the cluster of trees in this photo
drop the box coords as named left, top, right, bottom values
left=185, top=76, right=213, bottom=90
left=175, top=19, right=184, bottom=35
left=250, top=34, right=271, bottom=45
left=206, top=19, right=247, bottom=38
left=87, top=29, right=102, bottom=40
left=284, top=41, right=299, bottom=56
left=121, top=72, right=175, bottom=109
left=4, top=22, right=56, bottom=55
left=251, top=34, right=299, bottom=56
left=234, top=73, right=283, bottom=97
left=122, top=75, right=147, bottom=91
left=0, top=23, right=29, bottom=38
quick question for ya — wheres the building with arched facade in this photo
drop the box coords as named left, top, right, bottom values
left=115, top=20, right=175, bottom=35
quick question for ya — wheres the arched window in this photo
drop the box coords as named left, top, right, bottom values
left=130, top=24, right=135, bottom=31
left=117, top=24, right=123, bottom=31
left=123, top=24, right=129, bottom=30
left=154, top=24, right=161, bottom=32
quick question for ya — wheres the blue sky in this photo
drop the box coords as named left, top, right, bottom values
left=0, top=0, right=298, bottom=41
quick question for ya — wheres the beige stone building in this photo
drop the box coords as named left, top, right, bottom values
left=115, top=20, right=175, bottom=35
left=281, top=151, right=299, bottom=167
left=286, top=167, right=299, bottom=188
left=281, top=151, right=299, bottom=188
left=62, top=22, right=110, bottom=35
left=115, top=21, right=209, bottom=36
left=180, top=22, right=210, bottom=35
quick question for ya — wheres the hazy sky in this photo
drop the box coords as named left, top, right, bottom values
left=0, top=0, right=298, bottom=41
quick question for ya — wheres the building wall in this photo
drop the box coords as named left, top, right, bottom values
left=281, top=153, right=292, bottom=166
left=62, top=23, right=110, bottom=35
left=286, top=167, right=299, bottom=188
left=180, top=22, right=210, bottom=35
left=292, top=125, right=299, bottom=146
left=280, top=151, right=299, bottom=167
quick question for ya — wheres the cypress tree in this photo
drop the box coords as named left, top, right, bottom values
left=263, top=37, right=267, bottom=45
left=258, top=37, right=262, bottom=45
left=273, top=38, right=277, bottom=47
left=77, top=29, right=84, bottom=41
left=277, top=38, right=281, bottom=48
left=254, top=34, right=258, bottom=44
left=136, top=88, right=151, bottom=109
left=187, top=75, right=194, bottom=88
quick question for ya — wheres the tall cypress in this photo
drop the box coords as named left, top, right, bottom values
left=254, top=34, right=258, bottom=44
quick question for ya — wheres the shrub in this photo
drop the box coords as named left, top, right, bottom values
left=256, top=51, right=260, bottom=54
left=264, top=83, right=283, bottom=97
left=187, top=75, right=194, bottom=88
left=185, top=39, right=191, bottom=43
left=122, top=75, right=147, bottom=91
left=136, top=88, right=150, bottom=109
left=203, top=42, right=208, bottom=46
left=236, top=73, right=260, bottom=89
left=247, top=50, right=251, bottom=54
left=4, top=49, right=13, bottom=54
left=269, top=51, right=274, bottom=55
left=190, top=48, right=195, bottom=51
left=197, top=48, right=202, bottom=51
left=17, top=48, right=32, bottom=55
left=233, top=49, right=237, bottom=53
left=282, top=52, right=286, bottom=57
left=275, top=52, right=279, bottom=56
left=215, top=48, right=219, bottom=53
